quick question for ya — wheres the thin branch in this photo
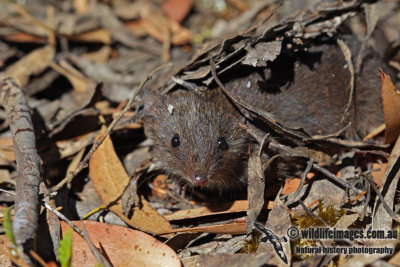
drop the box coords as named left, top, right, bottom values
left=285, top=158, right=314, bottom=205
left=363, top=174, right=400, bottom=222
left=312, top=163, right=362, bottom=194
left=0, top=77, right=41, bottom=264
left=43, top=202, right=83, bottom=236
left=337, top=39, right=355, bottom=123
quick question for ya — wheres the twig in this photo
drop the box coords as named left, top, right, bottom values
left=0, top=188, right=16, bottom=196
left=0, top=77, right=41, bottom=264
left=171, top=76, right=204, bottom=92
left=285, top=158, right=314, bottom=205
left=258, top=133, right=270, bottom=157
left=209, top=58, right=307, bottom=142
left=48, top=62, right=172, bottom=197
left=363, top=174, right=400, bottom=222
left=337, top=39, right=354, bottom=124
left=312, top=163, right=362, bottom=194
left=360, top=176, right=370, bottom=221
left=43, top=202, right=83, bottom=236
left=43, top=202, right=112, bottom=267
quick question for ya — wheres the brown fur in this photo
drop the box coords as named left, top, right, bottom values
left=144, top=90, right=249, bottom=190
left=143, top=36, right=389, bottom=190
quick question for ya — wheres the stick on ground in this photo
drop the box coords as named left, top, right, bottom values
left=0, top=77, right=41, bottom=264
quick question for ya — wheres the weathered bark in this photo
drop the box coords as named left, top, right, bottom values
left=0, top=77, right=41, bottom=263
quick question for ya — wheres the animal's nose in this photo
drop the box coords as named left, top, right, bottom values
left=193, top=174, right=208, bottom=186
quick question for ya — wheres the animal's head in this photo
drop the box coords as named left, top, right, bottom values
left=144, top=91, right=249, bottom=190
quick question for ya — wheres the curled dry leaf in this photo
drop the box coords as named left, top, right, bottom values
left=60, top=221, right=181, bottom=267
left=247, top=153, right=265, bottom=234
left=2, top=45, right=55, bottom=87
left=164, top=200, right=274, bottom=221
left=3, top=32, right=46, bottom=43
left=89, top=125, right=172, bottom=234
left=50, top=60, right=95, bottom=93
left=70, top=29, right=112, bottom=44
left=371, top=162, right=388, bottom=188
left=137, top=1, right=191, bottom=45
left=380, top=68, right=400, bottom=144
left=158, top=220, right=246, bottom=235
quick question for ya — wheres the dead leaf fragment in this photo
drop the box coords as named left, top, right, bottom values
left=89, top=126, right=172, bottom=234
left=2, top=45, right=55, bottom=87
left=70, top=29, right=112, bottom=44
left=182, top=253, right=269, bottom=267
left=60, top=221, right=181, bottom=267
left=373, top=136, right=400, bottom=229
left=0, top=137, right=15, bottom=162
left=4, top=32, right=46, bottom=43
left=138, top=1, right=192, bottom=45
left=247, top=153, right=265, bottom=233
left=243, top=40, right=282, bottom=67
left=259, top=196, right=291, bottom=266
left=164, top=200, right=274, bottom=221
left=162, top=0, right=193, bottom=23
left=380, top=68, right=400, bottom=144
left=159, top=220, right=247, bottom=235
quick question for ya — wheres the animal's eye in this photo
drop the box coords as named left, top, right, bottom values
left=217, top=137, right=228, bottom=151
left=171, top=134, right=181, bottom=147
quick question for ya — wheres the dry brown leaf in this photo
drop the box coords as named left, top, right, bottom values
left=247, top=153, right=265, bottom=233
left=2, top=45, right=55, bottom=87
left=164, top=200, right=274, bottom=221
left=60, top=221, right=181, bottom=267
left=70, top=29, right=112, bottom=44
left=73, top=0, right=89, bottom=13
left=380, top=68, right=400, bottom=144
left=162, top=0, right=193, bottom=23
left=259, top=195, right=291, bottom=266
left=4, top=32, right=46, bottom=43
left=50, top=61, right=94, bottom=93
left=373, top=136, right=400, bottom=229
left=243, top=40, right=282, bottom=67
left=362, top=123, right=385, bottom=142
left=82, top=45, right=111, bottom=63
left=89, top=125, right=172, bottom=234
left=66, top=148, right=85, bottom=176
left=182, top=253, right=269, bottom=267
left=159, top=220, right=246, bottom=235
left=389, top=249, right=400, bottom=265
left=124, top=20, right=148, bottom=37
left=0, top=235, right=12, bottom=266
left=281, top=174, right=315, bottom=195
left=137, top=2, right=191, bottom=45
left=54, top=131, right=97, bottom=160
left=371, top=162, right=388, bottom=188
left=0, top=137, right=15, bottom=162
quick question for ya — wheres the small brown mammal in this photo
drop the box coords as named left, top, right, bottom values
left=144, top=91, right=249, bottom=190
left=144, top=37, right=387, bottom=189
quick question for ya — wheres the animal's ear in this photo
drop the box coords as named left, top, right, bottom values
left=143, top=90, right=166, bottom=115
left=143, top=90, right=167, bottom=139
